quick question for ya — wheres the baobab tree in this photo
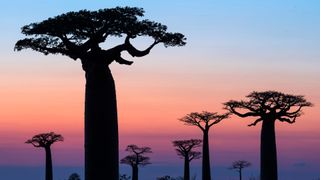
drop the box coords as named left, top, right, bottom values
left=172, top=139, right=202, bottom=180
left=26, top=132, right=63, bottom=180
left=224, top=91, right=312, bottom=180
left=119, top=174, right=131, bottom=180
left=15, top=7, right=185, bottom=180
left=229, top=160, right=251, bottom=180
left=179, top=111, right=229, bottom=180
left=120, top=144, right=152, bottom=180
left=68, top=173, right=81, bottom=180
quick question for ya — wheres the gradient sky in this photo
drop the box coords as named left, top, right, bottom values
left=0, top=0, right=320, bottom=179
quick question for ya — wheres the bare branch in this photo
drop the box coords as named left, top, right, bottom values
left=229, top=106, right=259, bottom=118
left=278, top=117, right=296, bottom=124
left=248, top=118, right=263, bottom=127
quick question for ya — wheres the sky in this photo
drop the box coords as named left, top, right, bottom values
left=0, top=0, right=320, bottom=179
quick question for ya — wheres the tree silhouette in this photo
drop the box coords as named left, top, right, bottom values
left=229, top=160, right=251, bottom=180
left=156, top=176, right=179, bottom=180
left=25, top=132, right=63, bottom=180
left=172, top=139, right=202, bottom=180
left=15, top=7, right=185, bottom=180
left=68, top=173, right=81, bottom=180
left=180, top=111, right=229, bottom=180
left=224, top=91, right=312, bottom=180
left=120, top=144, right=152, bottom=180
left=119, top=174, right=131, bottom=180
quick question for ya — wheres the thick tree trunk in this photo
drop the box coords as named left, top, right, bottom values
left=260, top=119, right=277, bottom=180
left=184, top=156, right=190, bottom=180
left=44, top=146, right=53, bottom=180
left=83, top=61, right=119, bottom=180
left=239, top=169, right=242, bottom=180
left=202, top=130, right=211, bottom=180
left=132, top=165, right=138, bottom=180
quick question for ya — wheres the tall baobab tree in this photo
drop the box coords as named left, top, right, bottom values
left=172, top=139, right=202, bottom=180
left=229, top=160, right=251, bottom=180
left=179, top=111, right=229, bottom=180
left=26, top=132, right=64, bottom=180
left=15, top=7, right=186, bottom=180
left=120, top=144, right=152, bottom=180
left=224, top=91, right=312, bottom=180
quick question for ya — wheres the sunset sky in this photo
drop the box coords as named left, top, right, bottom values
left=0, top=0, right=320, bottom=179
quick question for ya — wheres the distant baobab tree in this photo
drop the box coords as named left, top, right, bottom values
left=229, top=160, right=251, bottom=180
left=68, top=173, right=81, bottom=180
left=179, top=111, right=229, bottom=180
left=26, top=132, right=63, bottom=180
left=119, top=174, right=131, bottom=180
left=172, top=139, right=202, bottom=180
left=15, top=7, right=186, bottom=180
left=224, top=91, right=312, bottom=180
left=120, top=144, right=152, bottom=180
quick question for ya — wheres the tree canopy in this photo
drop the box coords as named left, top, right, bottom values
left=25, top=132, right=64, bottom=148
left=15, top=7, right=186, bottom=63
left=224, top=91, right=312, bottom=126
left=172, top=139, right=202, bottom=161
left=120, top=144, right=152, bottom=167
left=179, top=111, right=229, bottom=131
left=230, top=160, right=251, bottom=171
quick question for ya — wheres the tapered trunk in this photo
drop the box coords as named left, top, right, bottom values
left=132, top=165, right=138, bottom=180
left=260, top=119, right=277, bottom=180
left=83, top=60, right=119, bottom=180
left=239, top=169, right=242, bottom=180
left=202, top=130, right=211, bottom=180
left=184, top=156, right=190, bottom=180
left=44, top=146, right=53, bottom=180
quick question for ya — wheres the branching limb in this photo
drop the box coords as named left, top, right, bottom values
left=115, top=56, right=133, bottom=65
left=278, top=117, right=296, bottom=124
left=229, top=106, right=259, bottom=118
left=248, top=118, right=263, bottom=126
left=286, top=106, right=302, bottom=115
left=125, top=36, right=159, bottom=57
left=208, top=113, right=230, bottom=127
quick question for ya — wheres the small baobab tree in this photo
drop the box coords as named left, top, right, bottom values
left=120, top=144, right=152, bottom=180
left=119, top=174, right=131, bottom=180
left=229, top=160, right=251, bottom=180
left=26, top=132, right=63, bottom=180
left=172, top=139, right=202, bottom=180
left=224, top=91, right=312, bottom=180
left=68, top=173, right=81, bottom=180
left=179, top=111, right=229, bottom=180
left=15, top=7, right=185, bottom=180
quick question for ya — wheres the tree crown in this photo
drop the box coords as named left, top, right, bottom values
left=25, top=132, right=63, bottom=148
left=15, top=7, right=186, bottom=63
left=121, top=144, right=152, bottom=167
left=125, top=144, right=152, bottom=155
left=120, top=154, right=151, bottom=167
left=179, top=111, right=229, bottom=131
left=230, top=160, right=251, bottom=171
left=172, top=139, right=202, bottom=161
left=224, top=91, right=312, bottom=126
